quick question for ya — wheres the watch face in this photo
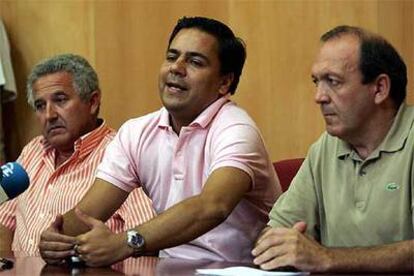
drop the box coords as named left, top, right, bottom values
left=131, top=233, right=144, bottom=247
left=128, top=231, right=145, bottom=249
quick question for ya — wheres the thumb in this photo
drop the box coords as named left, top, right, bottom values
left=75, top=207, right=103, bottom=229
left=293, top=221, right=307, bottom=233
left=51, top=214, right=64, bottom=232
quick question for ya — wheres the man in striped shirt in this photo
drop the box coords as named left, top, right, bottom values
left=0, top=54, right=155, bottom=256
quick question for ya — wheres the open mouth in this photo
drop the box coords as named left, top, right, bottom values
left=166, top=81, right=187, bottom=93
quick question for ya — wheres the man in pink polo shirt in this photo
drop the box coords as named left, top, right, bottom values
left=39, top=16, right=281, bottom=266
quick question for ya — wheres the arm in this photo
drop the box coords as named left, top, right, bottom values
left=0, top=224, right=13, bottom=253
left=253, top=223, right=414, bottom=273
left=62, top=178, right=130, bottom=236
left=72, top=166, right=251, bottom=266
left=131, top=166, right=251, bottom=251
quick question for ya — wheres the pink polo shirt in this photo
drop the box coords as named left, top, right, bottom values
left=97, top=97, right=281, bottom=262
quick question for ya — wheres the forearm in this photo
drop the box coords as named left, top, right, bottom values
left=135, top=194, right=229, bottom=252
left=326, top=240, right=414, bottom=273
left=0, top=224, right=13, bottom=252
left=62, top=179, right=129, bottom=236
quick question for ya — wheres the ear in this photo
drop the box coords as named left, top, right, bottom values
left=88, top=90, right=101, bottom=115
left=372, top=74, right=390, bottom=105
left=218, top=73, right=234, bottom=96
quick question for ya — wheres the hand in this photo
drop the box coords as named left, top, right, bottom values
left=39, top=214, right=77, bottom=265
left=252, top=222, right=331, bottom=272
left=73, top=208, right=132, bottom=267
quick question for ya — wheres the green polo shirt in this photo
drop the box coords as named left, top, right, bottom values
left=269, top=104, right=414, bottom=247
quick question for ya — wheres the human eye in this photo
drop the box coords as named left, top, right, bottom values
left=53, top=94, right=68, bottom=106
left=165, top=52, right=177, bottom=62
left=311, top=77, right=319, bottom=87
left=327, top=76, right=341, bottom=87
left=189, top=58, right=205, bottom=67
left=34, top=101, right=46, bottom=112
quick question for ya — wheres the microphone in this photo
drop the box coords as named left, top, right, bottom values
left=0, top=162, right=29, bottom=204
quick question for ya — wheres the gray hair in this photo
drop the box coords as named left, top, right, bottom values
left=27, top=53, right=100, bottom=108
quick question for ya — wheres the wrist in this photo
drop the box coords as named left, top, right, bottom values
left=126, top=229, right=146, bottom=257
left=321, top=247, right=335, bottom=272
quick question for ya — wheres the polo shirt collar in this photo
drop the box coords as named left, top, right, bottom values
left=337, top=103, right=412, bottom=159
left=158, top=95, right=230, bottom=129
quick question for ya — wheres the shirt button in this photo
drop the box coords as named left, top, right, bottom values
left=39, top=213, right=45, bottom=219
left=356, top=201, right=365, bottom=209
left=29, top=239, right=34, bottom=245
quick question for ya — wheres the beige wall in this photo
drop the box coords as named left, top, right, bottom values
left=1, top=0, right=413, bottom=161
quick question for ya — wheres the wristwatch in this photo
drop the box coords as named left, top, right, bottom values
left=126, top=230, right=145, bottom=257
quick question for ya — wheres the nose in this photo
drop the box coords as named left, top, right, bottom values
left=314, top=83, right=330, bottom=104
left=45, top=102, right=58, bottom=121
left=169, top=57, right=186, bottom=76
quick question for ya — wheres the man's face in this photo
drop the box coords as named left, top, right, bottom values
left=33, top=72, right=99, bottom=152
left=159, top=28, right=231, bottom=125
left=311, top=35, right=376, bottom=140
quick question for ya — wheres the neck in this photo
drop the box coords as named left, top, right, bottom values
left=55, top=150, right=74, bottom=168
left=348, top=106, right=399, bottom=159
left=169, top=114, right=193, bottom=135
left=53, top=118, right=101, bottom=167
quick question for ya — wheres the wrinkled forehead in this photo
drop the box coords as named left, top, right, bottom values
left=33, top=72, right=75, bottom=99
left=311, top=35, right=361, bottom=76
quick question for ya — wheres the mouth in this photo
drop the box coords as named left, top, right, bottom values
left=165, top=81, right=188, bottom=93
left=47, top=125, right=65, bottom=134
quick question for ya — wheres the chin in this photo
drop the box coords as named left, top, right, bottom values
left=325, top=125, right=343, bottom=138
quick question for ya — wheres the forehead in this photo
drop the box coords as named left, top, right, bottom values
left=169, top=28, right=219, bottom=57
left=311, top=35, right=360, bottom=76
left=33, top=71, right=75, bottom=98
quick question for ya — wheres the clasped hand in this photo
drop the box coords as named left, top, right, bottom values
left=39, top=208, right=130, bottom=267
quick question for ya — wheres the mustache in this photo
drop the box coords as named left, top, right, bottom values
left=165, top=75, right=187, bottom=89
left=46, top=121, right=65, bottom=133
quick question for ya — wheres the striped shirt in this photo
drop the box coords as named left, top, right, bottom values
left=0, top=121, right=155, bottom=256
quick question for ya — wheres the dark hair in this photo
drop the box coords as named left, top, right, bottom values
left=168, top=16, right=246, bottom=95
left=321, top=25, right=407, bottom=107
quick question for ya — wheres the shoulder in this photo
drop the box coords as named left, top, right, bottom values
left=20, top=135, right=45, bottom=156
left=118, top=109, right=162, bottom=134
left=209, top=101, right=259, bottom=136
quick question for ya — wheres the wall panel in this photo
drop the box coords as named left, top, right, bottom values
left=0, top=0, right=412, bottom=161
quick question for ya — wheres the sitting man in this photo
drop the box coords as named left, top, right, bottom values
left=0, top=54, right=154, bottom=256
left=253, top=25, right=413, bottom=273
left=39, top=17, right=281, bottom=266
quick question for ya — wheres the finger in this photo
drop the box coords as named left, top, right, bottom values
left=253, top=243, right=286, bottom=265
left=39, top=240, right=76, bottom=252
left=259, top=254, right=290, bottom=271
left=40, top=230, right=77, bottom=243
left=252, top=230, right=287, bottom=256
left=40, top=246, right=75, bottom=261
left=256, top=226, right=292, bottom=245
left=293, top=221, right=307, bottom=233
left=75, top=207, right=103, bottom=229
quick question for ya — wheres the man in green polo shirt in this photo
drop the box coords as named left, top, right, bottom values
left=253, top=25, right=413, bottom=273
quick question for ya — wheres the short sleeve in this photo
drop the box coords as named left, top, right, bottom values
left=209, top=123, right=274, bottom=190
left=96, top=121, right=141, bottom=192
left=268, top=149, right=320, bottom=240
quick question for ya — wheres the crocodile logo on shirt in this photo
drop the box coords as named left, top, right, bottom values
left=385, top=183, right=400, bottom=191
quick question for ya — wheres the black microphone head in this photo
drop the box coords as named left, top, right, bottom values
left=1, top=162, right=30, bottom=199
